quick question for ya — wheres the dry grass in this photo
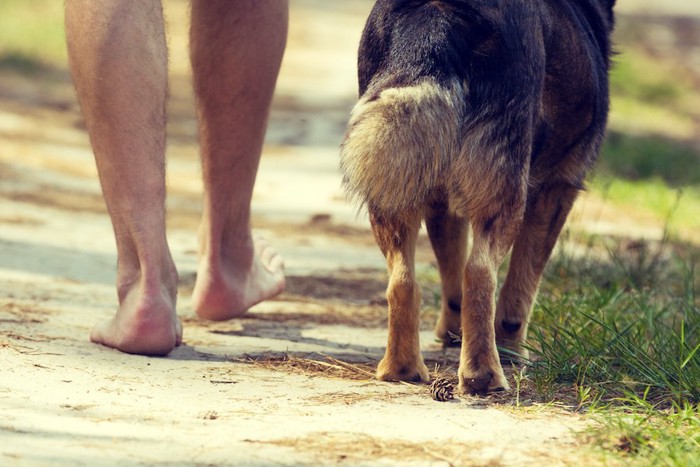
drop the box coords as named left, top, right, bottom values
left=245, top=304, right=387, bottom=329
left=233, top=351, right=579, bottom=411
left=237, top=353, right=377, bottom=381
left=0, top=301, right=48, bottom=324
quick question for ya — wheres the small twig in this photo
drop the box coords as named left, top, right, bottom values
left=318, top=354, right=375, bottom=378
left=319, top=353, right=421, bottom=388
left=303, top=359, right=351, bottom=373
left=421, top=446, right=457, bottom=467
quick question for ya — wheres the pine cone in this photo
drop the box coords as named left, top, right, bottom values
left=430, top=376, right=454, bottom=402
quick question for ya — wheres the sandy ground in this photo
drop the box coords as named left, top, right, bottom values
left=1, top=1, right=696, bottom=466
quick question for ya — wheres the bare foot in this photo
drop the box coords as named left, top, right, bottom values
left=192, top=237, right=285, bottom=321
left=91, top=279, right=181, bottom=356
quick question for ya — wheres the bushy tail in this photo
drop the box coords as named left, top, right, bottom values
left=340, top=78, right=466, bottom=215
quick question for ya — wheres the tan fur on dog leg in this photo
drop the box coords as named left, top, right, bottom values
left=496, top=182, right=580, bottom=359
left=426, top=199, right=469, bottom=346
left=371, top=212, right=430, bottom=383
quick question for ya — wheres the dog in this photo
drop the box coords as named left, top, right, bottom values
left=340, top=0, right=615, bottom=395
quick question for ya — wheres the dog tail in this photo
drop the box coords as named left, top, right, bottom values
left=340, top=78, right=466, bottom=215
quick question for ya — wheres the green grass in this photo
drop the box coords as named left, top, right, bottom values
left=588, top=401, right=700, bottom=466
left=609, top=49, right=694, bottom=112
left=0, top=0, right=67, bottom=73
left=599, top=133, right=700, bottom=187
left=536, top=229, right=699, bottom=400
left=608, top=41, right=700, bottom=141
left=595, top=46, right=700, bottom=240
left=591, top=177, right=700, bottom=241
left=520, top=233, right=700, bottom=464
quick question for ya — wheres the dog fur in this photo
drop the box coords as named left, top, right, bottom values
left=340, top=0, right=616, bottom=394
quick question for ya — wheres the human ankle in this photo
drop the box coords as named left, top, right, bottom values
left=201, top=226, right=255, bottom=264
left=116, top=259, right=178, bottom=303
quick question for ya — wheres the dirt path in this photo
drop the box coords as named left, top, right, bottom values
left=1, top=1, right=692, bottom=465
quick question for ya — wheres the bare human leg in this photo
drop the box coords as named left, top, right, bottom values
left=190, top=0, right=288, bottom=321
left=65, top=0, right=181, bottom=355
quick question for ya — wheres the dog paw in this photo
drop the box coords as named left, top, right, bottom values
left=458, top=366, right=509, bottom=395
left=376, top=356, right=430, bottom=383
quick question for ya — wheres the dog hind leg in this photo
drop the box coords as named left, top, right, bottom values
left=495, top=181, right=580, bottom=360
left=371, top=211, right=430, bottom=383
left=426, top=200, right=469, bottom=347
left=459, top=215, right=522, bottom=395
left=456, top=161, right=528, bottom=394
